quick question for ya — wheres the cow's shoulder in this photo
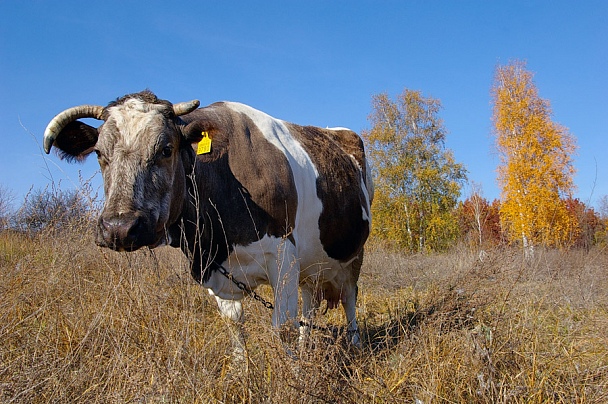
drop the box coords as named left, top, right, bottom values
left=183, top=102, right=298, bottom=237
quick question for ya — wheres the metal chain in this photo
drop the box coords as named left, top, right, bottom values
left=215, top=262, right=358, bottom=337
left=215, top=263, right=274, bottom=309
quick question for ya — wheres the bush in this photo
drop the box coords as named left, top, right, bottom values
left=0, top=184, right=15, bottom=231
left=14, top=187, right=88, bottom=233
left=13, top=181, right=99, bottom=235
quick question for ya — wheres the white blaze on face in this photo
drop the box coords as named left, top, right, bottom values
left=99, top=99, right=171, bottom=220
left=108, top=99, right=165, bottom=149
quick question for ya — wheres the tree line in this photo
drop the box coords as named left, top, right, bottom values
left=1, top=59, right=607, bottom=251
left=364, top=59, right=607, bottom=253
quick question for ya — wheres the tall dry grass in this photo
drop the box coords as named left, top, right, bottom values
left=1, top=219, right=607, bottom=403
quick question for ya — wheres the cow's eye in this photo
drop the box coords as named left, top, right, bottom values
left=161, top=145, right=173, bottom=158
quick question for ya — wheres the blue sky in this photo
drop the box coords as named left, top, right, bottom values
left=1, top=1, right=606, bottom=209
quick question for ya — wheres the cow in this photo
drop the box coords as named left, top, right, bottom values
left=43, top=90, right=373, bottom=354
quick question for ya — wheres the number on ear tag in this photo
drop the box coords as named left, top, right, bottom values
left=197, top=131, right=212, bottom=155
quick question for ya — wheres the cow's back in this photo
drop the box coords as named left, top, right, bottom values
left=184, top=102, right=372, bottom=284
left=221, top=103, right=371, bottom=263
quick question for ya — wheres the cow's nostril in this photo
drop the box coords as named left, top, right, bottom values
left=126, top=216, right=144, bottom=238
left=98, top=213, right=144, bottom=250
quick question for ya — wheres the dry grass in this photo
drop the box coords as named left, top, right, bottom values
left=1, top=222, right=607, bottom=403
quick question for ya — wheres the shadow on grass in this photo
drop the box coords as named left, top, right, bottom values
left=358, top=287, right=481, bottom=354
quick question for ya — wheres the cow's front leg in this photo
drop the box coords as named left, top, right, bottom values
left=213, top=295, right=246, bottom=362
left=269, top=240, right=300, bottom=342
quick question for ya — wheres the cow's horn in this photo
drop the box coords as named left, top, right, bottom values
left=173, top=100, right=200, bottom=116
left=43, top=105, right=105, bottom=154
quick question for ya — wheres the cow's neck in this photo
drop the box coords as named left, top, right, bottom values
left=167, top=146, right=200, bottom=250
left=167, top=149, right=226, bottom=284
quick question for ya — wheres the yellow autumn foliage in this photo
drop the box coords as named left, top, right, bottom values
left=492, top=60, right=578, bottom=248
left=363, top=89, right=466, bottom=252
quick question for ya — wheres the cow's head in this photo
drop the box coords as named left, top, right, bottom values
left=43, top=90, right=204, bottom=251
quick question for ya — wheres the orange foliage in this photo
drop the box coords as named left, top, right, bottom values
left=564, top=198, right=606, bottom=250
left=457, top=196, right=503, bottom=248
left=491, top=60, right=577, bottom=248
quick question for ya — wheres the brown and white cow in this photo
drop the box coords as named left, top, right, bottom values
left=43, top=90, right=373, bottom=351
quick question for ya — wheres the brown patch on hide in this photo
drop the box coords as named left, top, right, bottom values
left=286, top=124, right=370, bottom=262
left=182, top=103, right=298, bottom=243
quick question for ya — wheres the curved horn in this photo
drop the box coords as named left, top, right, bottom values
left=172, top=99, right=200, bottom=116
left=43, top=105, right=105, bottom=154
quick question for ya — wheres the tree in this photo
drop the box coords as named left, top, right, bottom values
left=598, top=195, right=608, bottom=220
left=457, top=183, right=503, bottom=250
left=597, top=195, right=608, bottom=246
left=466, top=182, right=488, bottom=248
left=491, top=60, right=577, bottom=252
left=564, top=197, right=604, bottom=250
left=363, top=89, right=467, bottom=252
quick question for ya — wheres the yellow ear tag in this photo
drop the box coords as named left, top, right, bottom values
left=196, top=131, right=212, bottom=155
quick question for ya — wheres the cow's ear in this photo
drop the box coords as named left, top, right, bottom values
left=53, top=121, right=99, bottom=163
left=183, top=120, right=214, bottom=152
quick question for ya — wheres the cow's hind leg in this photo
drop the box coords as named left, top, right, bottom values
left=342, top=284, right=361, bottom=348
left=299, top=284, right=321, bottom=348
left=342, top=252, right=363, bottom=348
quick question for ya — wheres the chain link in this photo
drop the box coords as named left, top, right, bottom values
left=214, top=262, right=356, bottom=337
left=215, top=263, right=274, bottom=309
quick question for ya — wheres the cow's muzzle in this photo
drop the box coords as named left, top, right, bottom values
left=96, top=212, right=158, bottom=252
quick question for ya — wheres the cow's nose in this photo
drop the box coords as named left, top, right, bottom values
left=98, top=213, right=144, bottom=250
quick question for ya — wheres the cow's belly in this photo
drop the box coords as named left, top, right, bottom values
left=203, top=233, right=357, bottom=303
left=292, top=195, right=359, bottom=290
left=298, top=252, right=358, bottom=309
left=203, top=235, right=282, bottom=300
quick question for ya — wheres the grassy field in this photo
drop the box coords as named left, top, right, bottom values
left=1, top=221, right=607, bottom=403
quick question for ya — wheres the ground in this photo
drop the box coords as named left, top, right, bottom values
left=1, top=223, right=607, bottom=403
